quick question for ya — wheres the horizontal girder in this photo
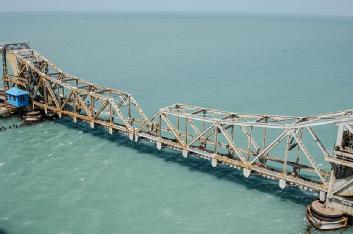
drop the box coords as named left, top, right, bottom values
left=160, top=103, right=353, bottom=129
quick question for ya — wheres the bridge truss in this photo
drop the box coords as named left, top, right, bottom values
left=2, top=42, right=353, bottom=216
left=1, top=43, right=148, bottom=139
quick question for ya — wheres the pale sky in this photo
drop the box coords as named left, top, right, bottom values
left=1, top=0, right=353, bottom=17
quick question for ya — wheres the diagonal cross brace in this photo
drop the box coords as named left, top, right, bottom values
left=160, top=114, right=185, bottom=146
left=250, top=130, right=289, bottom=165
left=290, top=129, right=328, bottom=188
left=217, top=124, right=246, bottom=162
left=41, top=78, right=60, bottom=108
left=240, top=126, right=260, bottom=152
left=110, top=100, right=133, bottom=131
left=187, top=123, right=215, bottom=148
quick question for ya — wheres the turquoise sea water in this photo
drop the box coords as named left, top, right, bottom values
left=0, top=12, right=353, bottom=233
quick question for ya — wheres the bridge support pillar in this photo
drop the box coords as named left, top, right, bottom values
left=279, top=179, right=286, bottom=189
left=319, top=191, right=326, bottom=202
left=58, top=112, right=62, bottom=118
left=129, top=133, right=134, bottom=141
left=182, top=149, right=188, bottom=158
left=44, top=108, right=48, bottom=114
left=211, top=158, right=217, bottom=167
left=156, top=141, right=162, bottom=150
left=90, top=122, right=94, bottom=129
left=243, top=168, right=252, bottom=178
left=108, top=127, right=113, bottom=134
left=134, top=135, right=139, bottom=142
left=73, top=117, right=77, bottom=123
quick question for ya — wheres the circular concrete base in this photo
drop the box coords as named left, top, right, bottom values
left=306, top=200, right=348, bottom=230
left=311, top=200, right=344, bottom=219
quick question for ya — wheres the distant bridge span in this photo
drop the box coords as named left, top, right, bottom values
left=1, top=42, right=353, bottom=218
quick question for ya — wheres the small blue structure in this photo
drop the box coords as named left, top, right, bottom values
left=5, top=87, right=29, bottom=107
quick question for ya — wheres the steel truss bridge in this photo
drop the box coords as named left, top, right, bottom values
left=1, top=42, right=353, bottom=216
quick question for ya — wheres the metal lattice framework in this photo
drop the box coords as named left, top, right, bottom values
left=5, top=47, right=148, bottom=138
left=136, top=104, right=353, bottom=197
left=2, top=42, right=353, bottom=216
left=1, top=41, right=30, bottom=90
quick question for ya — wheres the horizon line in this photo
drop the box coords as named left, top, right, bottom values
left=0, top=10, right=352, bottom=18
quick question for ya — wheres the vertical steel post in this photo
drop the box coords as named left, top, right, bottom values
left=283, top=134, right=290, bottom=173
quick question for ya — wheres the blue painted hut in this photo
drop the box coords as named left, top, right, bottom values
left=5, top=87, right=29, bottom=107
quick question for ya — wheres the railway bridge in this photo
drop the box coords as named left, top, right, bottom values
left=1, top=42, right=353, bottom=230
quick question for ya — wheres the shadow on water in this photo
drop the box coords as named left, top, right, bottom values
left=0, top=228, right=8, bottom=234
left=54, top=118, right=316, bottom=206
